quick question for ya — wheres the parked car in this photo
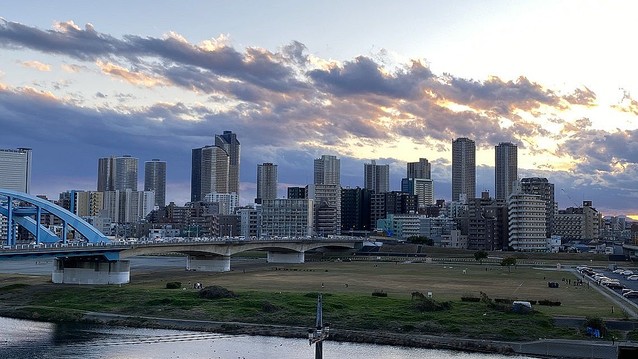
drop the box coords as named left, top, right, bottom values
left=627, top=275, right=638, bottom=281
left=622, top=270, right=634, bottom=276
left=623, top=291, right=638, bottom=298
left=606, top=282, right=625, bottom=290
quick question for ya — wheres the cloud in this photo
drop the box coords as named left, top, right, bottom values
left=1, top=18, right=637, bottom=214
left=612, top=89, right=638, bottom=115
left=20, top=60, right=51, bottom=71
left=558, top=128, right=638, bottom=172
left=309, top=56, right=433, bottom=99
left=96, top=60, right=167, bottom=87
left=563, top=87, right=597, bottom=106
left=0, top=19, right=305, bottom=92
left=61, top=63, right=86, bottom=73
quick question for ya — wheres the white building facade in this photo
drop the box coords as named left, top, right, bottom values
left=508, top=191, right=547, bottom=251
left=0, top=148, right=32, bottom=193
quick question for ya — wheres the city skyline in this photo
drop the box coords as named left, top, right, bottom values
left=1, top=2, right=638, bottom=217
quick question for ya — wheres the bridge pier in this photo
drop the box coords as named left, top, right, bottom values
left=52, top=257, right=130, bottom=284
left=186, top=254, right=231, bottom=272
left=267, top=251, right=305, bottom=264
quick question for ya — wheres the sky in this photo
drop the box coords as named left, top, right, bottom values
left=1, top=1, right=638, bottom=218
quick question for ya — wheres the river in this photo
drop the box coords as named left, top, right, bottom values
left=0, top=316, right=538, bottom=359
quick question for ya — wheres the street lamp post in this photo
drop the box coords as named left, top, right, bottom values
left=308, top=293, right=329, bottom=359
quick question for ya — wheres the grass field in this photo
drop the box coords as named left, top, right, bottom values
left=0, top=259, right=629, bottom=341
left=127, top=260, right=623, bottom=318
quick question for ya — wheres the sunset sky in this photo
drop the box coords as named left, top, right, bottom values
left=1, top=1, right=638, bottom=217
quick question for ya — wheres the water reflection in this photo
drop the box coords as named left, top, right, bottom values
left=1, top=317, right=535, bottom=359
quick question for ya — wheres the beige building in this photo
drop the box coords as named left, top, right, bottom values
left=554, top=201, right=601, bottom=241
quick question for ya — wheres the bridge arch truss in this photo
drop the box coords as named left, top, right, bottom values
left=0, top=189, right=108, bottom=246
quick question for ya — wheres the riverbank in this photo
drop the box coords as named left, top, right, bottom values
left=0, top=308, right=625, bottom=359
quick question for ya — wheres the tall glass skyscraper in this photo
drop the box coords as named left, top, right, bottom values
left=0, top=148, right=31, bottom=193
left=97, top=155, right=138, bottom=191
left=144, top=159, right=167, bottom=208
left=314, top=155, right=340, bottom=185
left=452, top=138, right=476, bottom=202
left=495, top=142, right=518, bottom=200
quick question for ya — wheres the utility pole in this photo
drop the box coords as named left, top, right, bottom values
left=308, top=293, right=330, bottom=359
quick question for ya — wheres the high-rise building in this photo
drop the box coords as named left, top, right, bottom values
left=401, top=177, right=434, bottom=208
left=495, top=142, right=518, bottom=200
left=256, top=163, right=278, bottom=204
left=307, top=184, right=341, bottom=236
left=287, top=187, right=306, bottom=199
left=407, top=158, right=431, bottom=179
left=215, top=131, right=241, bottom=195
left=144, top=159, right=166, bottom=208
left=520, top=177, right=555, bottom=238
left=314, top=155, right=340, bottom=185
left=452, top=138, right=476, bottom=201
left=554, top=201, right=601, bottom=241
left=103, top=189, right=155, bottom=224
left=508, top=189, right=547, bottom=251
left=59, top=190, right=104, bottom=217
left=191, top=146, right=229, bottom=202
left=203, top=192, right=239, bottom=215
left=364, top=160, right=390, bottom=193
left=0, top=148, right=32, bottom=193
left=97, top=155, right=138, bottom=192
left=341, top=187, right=372, bottom=233
left=456, top=192, right=508, bottom=251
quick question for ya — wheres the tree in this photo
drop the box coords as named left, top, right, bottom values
left=500, top=257, right=517, bottom=272
left=474, top=250, right=488, bottom=264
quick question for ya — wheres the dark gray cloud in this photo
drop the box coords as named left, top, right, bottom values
left=442, top=76, right=559, bottom=115
left=0, top=19, right=304, bottom=93
left=309, top=57, right=433, bottom=99
left=0, top=20, right=120, bottom=60
left=558, top=129, right=638, bottom=172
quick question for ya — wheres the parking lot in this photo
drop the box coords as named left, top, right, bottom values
left=578, top=266, right=638, bottom=305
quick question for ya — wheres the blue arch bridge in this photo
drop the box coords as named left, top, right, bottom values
left=0, top=189, right=361, bottom=285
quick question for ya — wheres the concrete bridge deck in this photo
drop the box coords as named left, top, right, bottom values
left=0, top=237, right=362, bottom=284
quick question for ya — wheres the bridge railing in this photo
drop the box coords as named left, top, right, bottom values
left=1, top=236, right=361, bottom=252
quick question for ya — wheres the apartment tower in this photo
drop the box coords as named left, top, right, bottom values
left=256, top=163, right=278, bottom=204
left=495, top=142, right=518, bottom=200
left=214, top=131, right=241, bottom=195
left=97, top=155, right=138, bottom=191
left=451, top=138, right=476, bottom=202
left=364, top=160, right=390, bottom=193
left=314, top=155, right=340, bottom=185
left=144, top=159, right=167, bottom=208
